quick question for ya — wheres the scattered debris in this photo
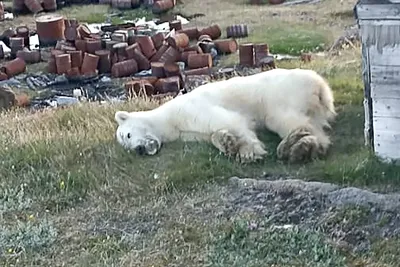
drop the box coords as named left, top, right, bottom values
left=281, top=0, right=322, bottom=6
left=0, top=0, right=303, bottom=111
left=329, top=25, right=360, bottom=52
left=239, top=43, right=276, bottom=69
left=249, top=0, right=322, bottom=6
left=11, top=0, right=177, bottom=15
left=300, top=52, right=312, bottom=62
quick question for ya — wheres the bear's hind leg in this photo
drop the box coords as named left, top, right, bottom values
left=276, top=126, right=325, bottom=163
left=265, top=112, right=331, bottom=163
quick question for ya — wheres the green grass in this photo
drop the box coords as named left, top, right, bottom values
left=216, top=22, right=330, bottom=56
left=1, top=0, right=400, bottom=265
left=208, top=219, right=347, bottom=267
left=1, top=52, right=400, bottom=265
left=106, top=6, right=157, bottom=24
left=247, top=24, right=330, bottom=55
left=369, top=238, right=400, bottom=265
left=58, top=4, right=155, bottom=24
left=58, top=4, right=111, bottom=24
left=1, top=99, right=399, bottom=215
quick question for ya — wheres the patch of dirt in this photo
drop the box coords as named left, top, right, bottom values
left=11, top=176, right=400, bottom=265
left=79, top=177, right=400, bottom=257
left=226, top=177, right=400, bottom=253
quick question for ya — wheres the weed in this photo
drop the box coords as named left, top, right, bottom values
left=0, top=218, right=57, bottom=258
left=208, top=219, right=347, bottom=267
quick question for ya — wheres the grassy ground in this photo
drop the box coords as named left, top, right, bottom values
left=0, top=3, right=154, bottom=31
left=1, top=0, right=400, bottom=266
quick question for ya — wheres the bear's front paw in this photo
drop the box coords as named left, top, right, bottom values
left=211, top=129, right=239, bottom=157
left=236, top=142, right=267, bottom=164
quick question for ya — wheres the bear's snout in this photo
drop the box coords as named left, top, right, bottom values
left=135, top=145, right=146, bottom=155
left=145, top=139, right=160, bottom=156
left=133, top=139, right=160, bottom=156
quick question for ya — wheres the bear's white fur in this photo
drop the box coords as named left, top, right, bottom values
left=115, top=68, right=336, bottom=163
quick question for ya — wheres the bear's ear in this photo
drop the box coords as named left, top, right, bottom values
left=115, top=111, right=130, bottom=125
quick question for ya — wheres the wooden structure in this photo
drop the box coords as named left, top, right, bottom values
left=354, top=0, right=400, bottom=162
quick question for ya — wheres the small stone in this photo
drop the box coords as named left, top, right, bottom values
left=184, top=75, right=211, bottom=93
left=288, top=213, right=301, bottom=224
left=0, top=87, right=16, bottom=110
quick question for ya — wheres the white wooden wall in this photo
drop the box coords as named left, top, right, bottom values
left=358, top=17, right=400, bottom=162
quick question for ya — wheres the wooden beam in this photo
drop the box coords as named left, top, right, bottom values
left=372, top=97, right=400, bottom=118
left=373, top=129, right=400, bottom=161
left=370, top=65, right=400, bottom=85
left=356, top=4, right=400, bottom=20
left=371, top=83, right=400, bottom=99
left=361, top=43, right=374, bottom=148
left=374, top=116, right=400, bottom=133
left=369, top=44, right=400, bottom=66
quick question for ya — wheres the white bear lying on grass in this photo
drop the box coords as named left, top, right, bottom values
left=114, top=68, right=336, bottom=163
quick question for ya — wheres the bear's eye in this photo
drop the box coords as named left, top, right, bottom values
left=127, top=133, right=131, bottom=139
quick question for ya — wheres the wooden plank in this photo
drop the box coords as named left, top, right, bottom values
left=373, top=98, right=400, bottom=118
left=369, top=45, right=400, bottom=66
left=370, top=65, right=400, bottom=85
left=373, top=116, right=400, bottom=133
left=374, top=131, right=400, bottom=160
left=359, top=20, right=400, bottom=26
left=374, top=130, right=400, bottom=161
left=372, top=98, right=400, bottom=118
left=371, top=83, right=400, bottom=99
left=356, top=4, right=400, bottom=20
left=362, top=43, right=374, bottom=147
left=358, top=19, right=400, bottom=26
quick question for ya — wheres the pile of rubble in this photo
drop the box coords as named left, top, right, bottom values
left=0, top=5, right=280, bottom=111
left=12, top=0, right=57, bottom=14
left=0, top=11, right=276, bottom=100
left=101, top=0, right=177, bottom=14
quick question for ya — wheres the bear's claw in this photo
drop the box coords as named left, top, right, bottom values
left=236, top=142, right=267, bottom=164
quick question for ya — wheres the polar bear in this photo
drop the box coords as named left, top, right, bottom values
left=114, top=68, right=336, bottom=164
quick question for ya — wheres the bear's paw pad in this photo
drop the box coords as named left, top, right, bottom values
left=277, top=126, right=313, bottom=161
left=288, top=135, right=320, bottom=164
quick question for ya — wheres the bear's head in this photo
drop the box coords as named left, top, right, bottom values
left=114, top=110, right=161, bottom=156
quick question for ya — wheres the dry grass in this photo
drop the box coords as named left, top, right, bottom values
left=1, top=0, right=400, bottom=266
left=0, top=4, right=152, bottom=33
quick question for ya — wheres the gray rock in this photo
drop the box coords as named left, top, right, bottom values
left=225, top=176, right=400, bottom=252
left=327, top=187, right=400, bottom=211
left=228, top=176, right=340, bottom=195
left=184, top=75, right=211, bottom=93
